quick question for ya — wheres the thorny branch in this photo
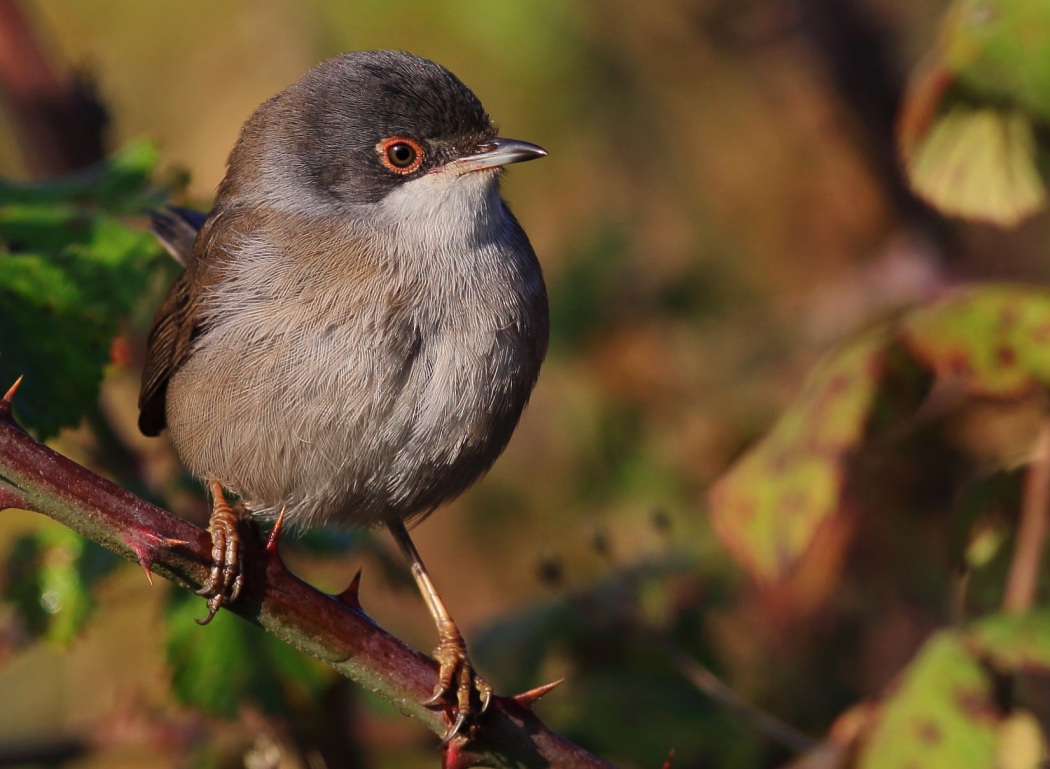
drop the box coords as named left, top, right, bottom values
left=0, top=382, right=615, bottom=769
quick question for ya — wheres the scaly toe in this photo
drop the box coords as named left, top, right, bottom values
left=194, top=489, right=244, bottom=624
left=428, top=638, right=491, bottom=740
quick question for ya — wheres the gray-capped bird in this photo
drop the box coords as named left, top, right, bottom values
left=139, top=50, right=548, bottom=740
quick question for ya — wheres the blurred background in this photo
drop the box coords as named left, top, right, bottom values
left=2, top=0, right=1049, bottom=767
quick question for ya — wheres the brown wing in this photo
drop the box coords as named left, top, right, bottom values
left=138, top=270, right=196, bottom=435
left=138, top=209, right=208, bottom=436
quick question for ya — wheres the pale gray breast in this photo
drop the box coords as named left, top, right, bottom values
left=167, top=171, right=547, bottom=529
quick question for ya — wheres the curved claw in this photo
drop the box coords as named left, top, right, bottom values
left=427, top=635, right=492, bottom=741
left=424, top=687, right=447, bottom=707
left=441, top=710, right=468, bottom=744
left=196, top=594, right=222, bottom=626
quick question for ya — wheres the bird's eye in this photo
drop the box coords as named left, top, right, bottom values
left=377, top=137, right=425, bottom=174
left=387, top=143, right=416, bottom=167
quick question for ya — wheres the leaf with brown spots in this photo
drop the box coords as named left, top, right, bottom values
left=857, top=633, right=998, bottom=769
left=967, top=610, right=1050, bottom=673
left=709, top=284, right=1050, bottom=586
left=900, top=285, right=1050, bottom=399
left=708, top=331, right=887, bottom=583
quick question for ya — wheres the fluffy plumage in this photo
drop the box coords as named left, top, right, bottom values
left=139, top=50, right=548, bottom=530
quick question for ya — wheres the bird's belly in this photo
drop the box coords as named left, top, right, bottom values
left=166, top=312, right=536, bottom=529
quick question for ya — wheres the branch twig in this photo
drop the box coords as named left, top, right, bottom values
left=0, top=386, right=614, bottom=769
left=662, top=641, right=814, bottom=754
left=1003, top=418, right=1050, bottom=615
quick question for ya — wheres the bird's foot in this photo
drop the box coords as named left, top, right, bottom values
left=196, top=481, right=244, bottom=625
left=426, top=629, right=492, bottom=742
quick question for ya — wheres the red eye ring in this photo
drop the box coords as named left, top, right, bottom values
left=377, top=136, right=425, bottom=174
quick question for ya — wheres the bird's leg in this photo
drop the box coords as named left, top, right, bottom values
left=195, top=480, right=244, bottom=625
left=387, top=519, right=492, bottom=741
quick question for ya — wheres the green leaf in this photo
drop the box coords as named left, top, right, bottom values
left=165, top=590, right=332, bottom=717
left=0, top=143, right=166, bottom=439
left=1, top=525, right=117, bottom=645
left=709, top=285, right=1050, bottom=584
left=941, top=0, right=1050, bottom=123
left=0, top=141, right=161, bottom=209
left=899, top=0, right=1050, bottom=226
left=904, top=105, right=1046, bottom=227
left=858, top=632, right=998, bottom=769
left=901, top=285, right=1050, bottom=398
left=967, top=610, right=1050, bottom=671
left=708, top=330, right=887, bottom=582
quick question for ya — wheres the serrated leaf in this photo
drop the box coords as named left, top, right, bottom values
left=901, top=285, right=1050, bottom=398
left=904, top=105, right=1046, bottom=227
left=708, top=331, right=887, bottom=582
left=165, top=590, right=332, bottom=717
left=858, top=632, right=998, bottom=769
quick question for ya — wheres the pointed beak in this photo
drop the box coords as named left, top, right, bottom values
left=452, top=137, right=547, bottom=173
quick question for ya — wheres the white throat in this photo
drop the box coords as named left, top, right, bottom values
left=376, top=168, right=507, bottom=253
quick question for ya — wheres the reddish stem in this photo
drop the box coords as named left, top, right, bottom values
left=0, top=397, right=615, bottom=769
left=1003, top=419, right=1050, bottom=614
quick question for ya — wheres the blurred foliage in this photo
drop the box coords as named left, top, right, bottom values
left=0, top=141, right=167, bottom=438
left=2, top=1, right=1050, bottom=769
left=711, top=285, right=1050, bottom=584
left=853, top=613, right=1050, bottom=769
left=166, top=590, right=333, bottom=718
left=901, top=285, right=1050, bottom=396
left=2, top=525, right=116, bottom=645
left=710, top=329, right=891, bottom=583
left=899, top=0, right=1050, bottom=226
left=856, top=632, right=999, bottom=769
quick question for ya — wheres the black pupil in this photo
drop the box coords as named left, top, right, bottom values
left=389, top=143, right=416, bottom=167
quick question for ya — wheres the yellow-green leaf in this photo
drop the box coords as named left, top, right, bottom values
left=901, top=285, right=1050, bottom=398
left=708, top=331, right=886, bottom=582
left=904, top=105, right=1046, bottom=227
left=968, top=610, right=1050, bottom=672
left=858, top=632, right=998, bottom=769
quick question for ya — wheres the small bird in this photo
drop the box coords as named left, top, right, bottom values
left=139, top=50, right=548, bottom=738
